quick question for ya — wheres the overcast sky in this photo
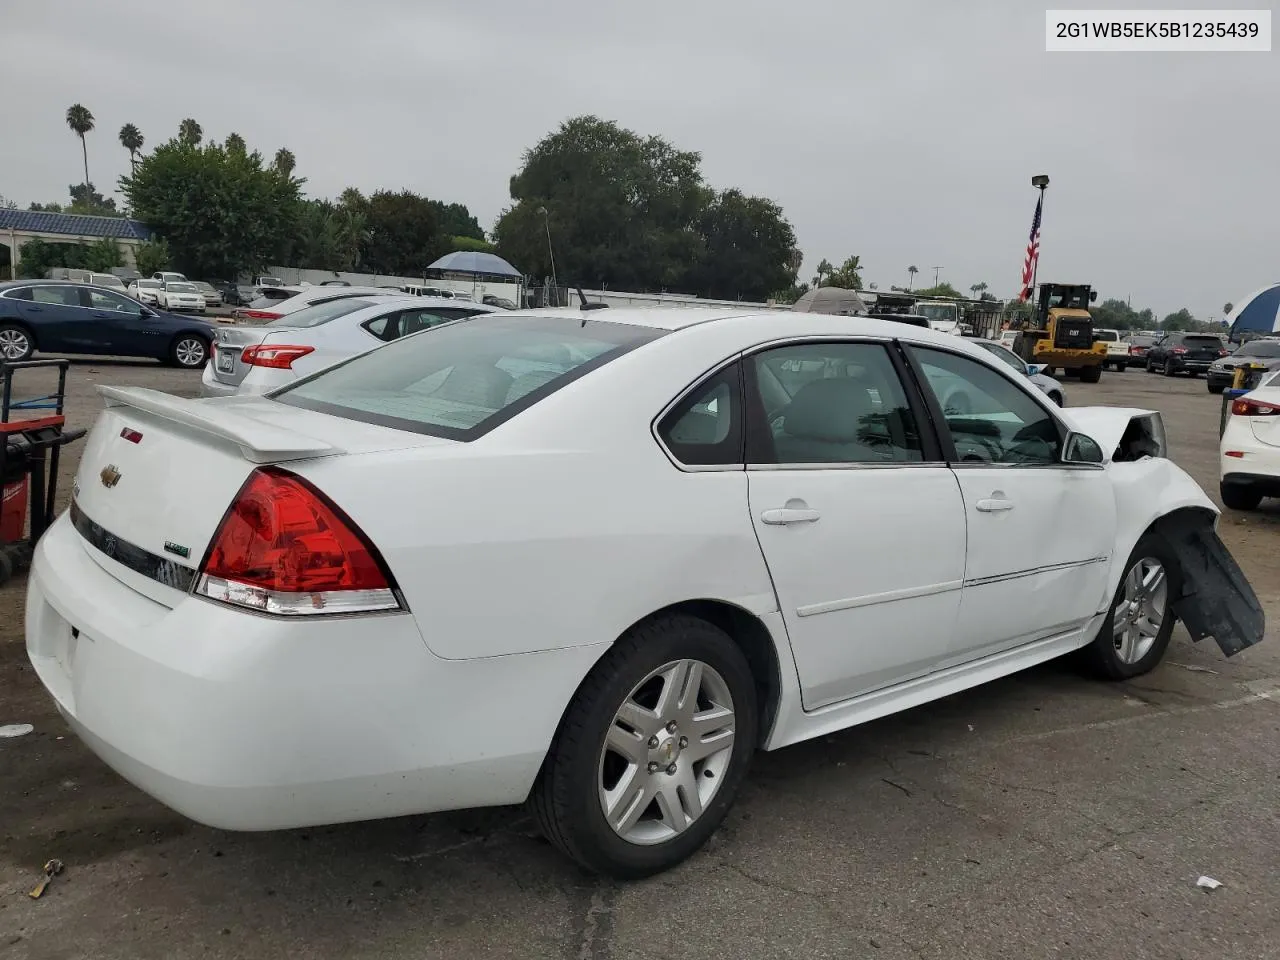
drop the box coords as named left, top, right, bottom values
left=3, top=0, right=1276, bottom=318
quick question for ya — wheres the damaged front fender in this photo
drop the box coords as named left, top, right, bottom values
left=1156, top=511, right=1266, bottom=657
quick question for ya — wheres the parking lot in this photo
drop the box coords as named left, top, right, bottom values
left=1, top=361, right=1277, bottom=960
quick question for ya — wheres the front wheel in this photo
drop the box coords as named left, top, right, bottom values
left=531, top=614, right=758, bottom=878
left=170, top=335, right=209, bottom=368
left=1163, top=359, right=1176, bottom=377
left=1080, top=535, right=1180, bottom=680
left=1115, top=362, right=1127, bottom=372
left=0, top=323, right=35, bottom=362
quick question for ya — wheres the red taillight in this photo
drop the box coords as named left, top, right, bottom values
left=1231, top=397, right=1280, bottom=417
left=1172, top=347, right=1188, bottom=355
left=119, top=428, right=143, bottom=444
left=240, top=344, right=314, bottom=369
left=240, top=310, right=283, bottom=320
left=196, top=467, right=400, bottom=616
left=1218, top=349, right=1229, bottom=357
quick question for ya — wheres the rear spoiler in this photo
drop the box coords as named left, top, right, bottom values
left=98, top=386, right=342, bottom=463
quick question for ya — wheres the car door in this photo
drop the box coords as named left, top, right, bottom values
left=905, top=345, right=1116, bottom=666
left=81, top=287, right=155, bottom=355
left=14, top=285, right=88, bottom=352
left=742, top=339, right=968, bottom=709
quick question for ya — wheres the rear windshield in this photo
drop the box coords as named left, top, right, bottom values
left=1239, top=340, right=1280, bottom=358
left=265, top=298, right=378, bottom=328
left=1093, top=330, right=1118, bottom=342
left=167, top=282, right=197, bottom=293
left=1184, top=336, right=1222, bottom=346
left=273, top=314, right=664, bottom=440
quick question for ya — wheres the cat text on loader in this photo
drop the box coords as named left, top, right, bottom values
left=1011, top=283, right=1108, bottom=382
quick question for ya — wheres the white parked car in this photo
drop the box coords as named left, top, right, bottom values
left=974, top=339, right=1065, bottom=406
left=84, top=273, right=128, bottom=293
left=1219, top=375, right=1280, bottom=510
left=202, top=296, right=497, bottom=397
left=1093, top=328, right=1130, bottom=372
left=26, top=309, right=1263, bottom=879
left=155, top=281, right=206, bottom=313
left=152, top=271, right=188, bottom=284
left=127, top=278, right=163, bottom=305
left=235, top=285, right=399, bottom=322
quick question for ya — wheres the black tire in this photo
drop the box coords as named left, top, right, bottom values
left=0, top=548, right=12, bottom=588
left=1208, top=383, right=1225, bottom=395
left=1049, top=390, right=1064, bottom=407
left=1144, top=358, right=1154, bottom=372
left=1079, top=364, right=1102, bottom=384
left=1220, top=481, right=1263, bottom=511
left=1115, top=362, right=1127, bottom=372
left=531, top=614, right=758, bottom=879
left=170, top=334, right=209, bottom=369
left=1041, top=366, right=1055, bottom=377
left=0, top=323, right=36, bottom=363
left=1163, top=358, right=1176, bottom=377
left=1080, top=534, right=1181, bottom=681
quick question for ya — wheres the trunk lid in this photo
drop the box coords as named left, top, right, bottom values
left=209, top=325, right=293, bottom=387
left=69, top=387, right=454, bottom=607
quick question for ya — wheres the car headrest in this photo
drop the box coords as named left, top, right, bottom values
left=784, top=378, right=877, bottom=443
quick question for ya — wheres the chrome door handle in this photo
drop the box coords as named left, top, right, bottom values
left=976, top=498, right=1014, bottom=513
left=761, top=507, right=821, bottom=525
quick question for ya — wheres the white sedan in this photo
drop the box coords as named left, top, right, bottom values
left=26, top=309, right=1263, bottom=878
left=128, top=278, right=163, bottom=306
left=155, top=281, right=206, bottom=313
left=201, top=296, right=498, bottom=396
left=1219, top=370, right=1280, bottom=509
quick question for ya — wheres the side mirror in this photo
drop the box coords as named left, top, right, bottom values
left=1062, top=431, right=1105, bottom=465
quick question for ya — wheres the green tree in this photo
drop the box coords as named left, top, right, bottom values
left=1162, top=307, right=1196, bottom=331
left=273, top=148, right=296, bottom=178
left=0, top=195, right=16, bottom=210
left=812, top=258, right=834, bottom=287
left=66, top=104, right=95, bottom=195
left=133, top=237, right=171, bottom=277
left=225, top=133, right=246, bottom=157
left=824, top=255, right=864, bottom=291
left=689, top=189, right=799, bottom=300
left=290, top=199, right=365, bottom=271
left=430, top=201, right=484, bottom=241
left=83, top=237, right=122, bottom=272
left=970, top=282, right=988, bottom=299
left=68, top=183, right=118, bottom=215
left=122, top=136, right=302, bottom=278
left=907, top=265, right=918, bottom=290
left=1092, top=298, right=1139, bottom=331
left=118, top=123, right=144, bottom=172
left=913, top=282, right=963, bottom=299
left=361, top=190, right=446, bottom=275
left=771, top=281, right=809, bottom=304
left=178, top=118, right=203, bottom=146
left=449, top=235, right=497, bottom=254
left=494, top=116, right=709, bottom=289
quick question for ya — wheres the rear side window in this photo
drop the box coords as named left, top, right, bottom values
left=363, top=307, right=486, bottom=342
left=265, top=298, right=376, bottom=328
left=656, top=363, right=743, bottom=467
left=274, top=315, right=664, bottom=440
left=31, top=286, right=81, bottom=306
left=3, top=287, right=33, bottom=301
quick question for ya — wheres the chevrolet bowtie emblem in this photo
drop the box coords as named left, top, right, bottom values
left=100, top=464, right=122, bottom=488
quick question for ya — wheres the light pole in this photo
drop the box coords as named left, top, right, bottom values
left=536, top=206, right=558, bottom=304
left=1030, top=174, right=1049, bottom=298
left=932, top=266, right=942, bottom=287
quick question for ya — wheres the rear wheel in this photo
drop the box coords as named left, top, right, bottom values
left=170, top=335, right=208, bottom=369
left=1081, top=535, right=1180, bottom=680
left=1208, top=383, right=1225, bottom=395
left=1163, top=358, right=1176, bottom=377
left=0, top=323, right=35, bottom=362
left=531, top=614, right=757, bottom=878
left=1079, top=364, right=1102, bottom=384
left=1220, top=482, right=1263, bottom=511
left=1115, top=362, right=1127, bottom=372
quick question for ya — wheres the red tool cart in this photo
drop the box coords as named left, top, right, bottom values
left=1, top=360, right=86, bottom=586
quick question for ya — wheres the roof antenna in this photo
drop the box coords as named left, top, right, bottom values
left=577, top=285, right=609, bottom=325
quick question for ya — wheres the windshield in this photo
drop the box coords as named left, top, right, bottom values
left=264, top=298, right=379, bottom=328
left=167, top=282, right=198, bottom=293
left=1184, top=336, right=1223, bottom=347
left=915, top=303, right=957, bottom=324
left=258, top=277, right=284, bottom=287
left=274, top=314, right=664, bottom=440
left=1093, top=330, right=1118, bottom=342
left=1238, top=340, right=1280, bottom=358
left=137, top=280, right=161, bottom=289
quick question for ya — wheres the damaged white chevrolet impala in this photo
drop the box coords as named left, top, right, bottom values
left=26, top=309, right=1264, bottom=878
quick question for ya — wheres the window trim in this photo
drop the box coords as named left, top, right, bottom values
left=741, top=336, right=945, bottom=470
left=901, top=342, right=1102, bottom=471
left=650, top=353, right=748, bottom=473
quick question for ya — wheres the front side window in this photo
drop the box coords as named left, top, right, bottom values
left=656, top=363, right=743, bottom=467
left=910, top=347, right=1062, bottom=465
left=87, top=289, right=141, bottom=313
left=747, top=342, right=924, bottom=465
left=274, top=314, right=664, bottom=440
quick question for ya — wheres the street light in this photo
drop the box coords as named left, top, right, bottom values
left=536, top=206, right=558, bottom=303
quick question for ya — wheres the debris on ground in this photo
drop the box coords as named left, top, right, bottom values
left=1196, top=875, right=1223, bottom=891
left=29, top=859, right=65, bottom=899
left=1171, top=662, right=1219, bottom=675
left=0, top=723, right=34, bottom=738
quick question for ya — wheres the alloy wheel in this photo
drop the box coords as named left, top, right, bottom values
left=1112, top=557, right=1168, bottom=664
left=597, top=658, right=736, bottom=845
left=175, top=337, right=206, bottom=367
left=0, top=328, right=31, bottom=360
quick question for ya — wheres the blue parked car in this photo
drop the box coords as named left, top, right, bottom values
left=0, top=280, right=216, bottom=368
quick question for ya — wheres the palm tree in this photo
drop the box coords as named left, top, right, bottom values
left=118, top=123, right=144, bottom=172
left=273, top=148, right=296, bottom=178
left=908, top=264, right=918, bottom=291
left=178, top=118, right=203, bottom=146
left=971, top=282, right=988, bottom=299
left=225, top=132, right=246, bottom=157
left=812, top=258, right=834, bottom=288
left=65, top=104, right=95, bottom=193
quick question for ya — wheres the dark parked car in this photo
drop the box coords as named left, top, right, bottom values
left=0, top=280, right=216, bottom=368
left=1143, top=332, right=1228, bottom=377
left=1206, top=336, right=1280, bottom=394
left=1125, top=334, right=1157, bottom=363
left=205, top=279, right=247, bottom=307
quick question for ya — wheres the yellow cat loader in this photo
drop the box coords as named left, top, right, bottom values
left=1011, top=283, right=1108, bottom=382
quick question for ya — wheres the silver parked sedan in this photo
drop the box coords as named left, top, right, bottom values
left=975, top=339, right=1066, bottom=406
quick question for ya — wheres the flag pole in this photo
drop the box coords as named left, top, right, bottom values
left=1030, top=175, right=1049, bottom=301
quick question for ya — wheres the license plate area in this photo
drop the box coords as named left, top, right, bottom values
left=216, top=348, right=236, bottom=374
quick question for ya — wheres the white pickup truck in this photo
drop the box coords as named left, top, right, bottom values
left=1093, top=328, right=1130, bottom=371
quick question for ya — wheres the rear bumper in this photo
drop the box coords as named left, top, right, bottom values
left=1170, top=359, right=1213, bottom=372
left=1222, top=471, right=1280, bottom=495
left=25, top=512, right=594, bottom=830
left=199, top=364, right=240, bottom=398
left=1207, top=370, right=1234, bottom=386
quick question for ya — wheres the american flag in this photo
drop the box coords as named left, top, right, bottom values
left=1018, top=193, right=1043, bottom=301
